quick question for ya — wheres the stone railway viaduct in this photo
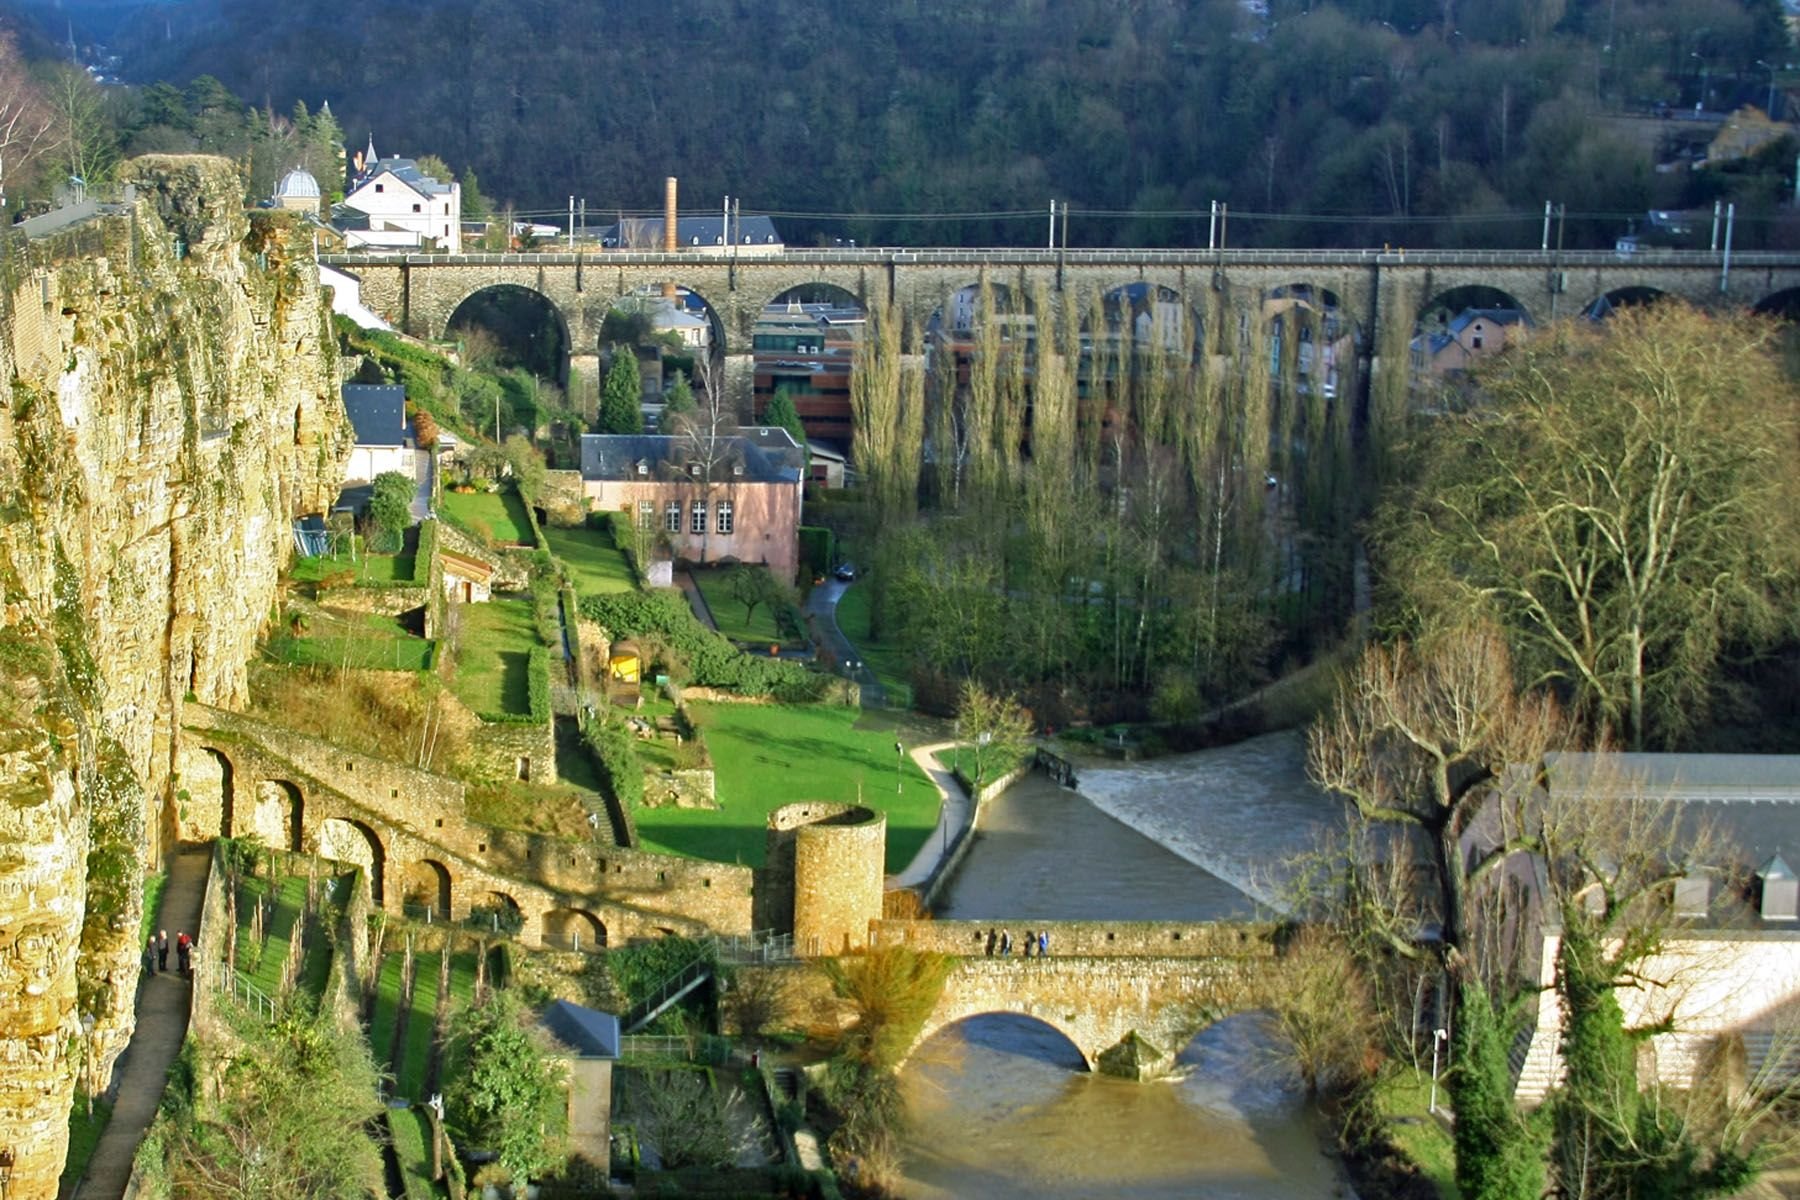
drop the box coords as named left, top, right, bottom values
left=324, top=246, right=1800, bottom=357
left=176, top=704, right=754, bottom=951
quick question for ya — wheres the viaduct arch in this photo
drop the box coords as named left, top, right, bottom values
left=323, top=248, right=1800, bottom=357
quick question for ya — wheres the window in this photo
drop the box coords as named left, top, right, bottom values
left=666, top=501, right=682, bottom=532
left=374, top=183, right=384, bottom=193
left=691, top=501, right=707, bottom=533
left=716, top=500, right=733, bottom=534
left=412, top=203, right=422, bottom=213
left=1472, top=333, right=1484, bottom=350
left=638, top=500, right=654, bottom=529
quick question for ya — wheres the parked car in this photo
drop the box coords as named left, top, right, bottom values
left=834, top=562, right=857, bottom=581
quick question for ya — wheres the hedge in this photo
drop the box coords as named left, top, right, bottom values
left=486, top=645, right=551, bottom=725
left=583, top=717, right=645, bottom=812
left=798, top=526, right=835, bottom=579
left=578, top=591, right=827, bottom=700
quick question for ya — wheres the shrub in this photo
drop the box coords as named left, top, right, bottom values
left=584, top=717, right=644, bottom=810
left=579, top=591, right=827, bottom=700
left=798, top=526, right=835, bottom=579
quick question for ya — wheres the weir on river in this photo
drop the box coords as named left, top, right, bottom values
left=896, top=733, right=1351, bottom=1199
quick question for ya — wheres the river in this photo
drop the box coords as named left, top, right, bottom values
left=896, top=731, right=1352, bottom=1199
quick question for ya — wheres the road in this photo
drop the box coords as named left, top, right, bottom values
left=803, top=578, right=886, bottom=708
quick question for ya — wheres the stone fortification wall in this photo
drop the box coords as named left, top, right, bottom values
left=759, top=802, right=885, bottom=956
left=0, top=156, right=348, bottom=1198
left=182, top=705, right=753, bottom=938
left=870, top=919, right=1280, bottom=959
left=316, top=585, right=431, bottom=617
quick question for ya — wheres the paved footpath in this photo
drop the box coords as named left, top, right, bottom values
left=78, top=845, right=210, bottom=1200
left=888, top=741, right=972, bottom=891
left=802, top=578, right=886, bottom=708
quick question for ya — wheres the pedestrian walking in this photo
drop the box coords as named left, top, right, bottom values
left=142, top=940, right=157, bottom=977
left=1039, top=930, right=1049, bottom=957
left=176, top=931, right=192, bottom=978
left=156, top=929, right=169, bottom=972
left=1000, top=929, right=1012, bottom=956
left=1022, top=930, right=1035, bottom=958
left=985, top=928, right=997, bottom=957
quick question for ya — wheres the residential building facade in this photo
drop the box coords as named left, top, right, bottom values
left=579, top=427, right=806, bottom=579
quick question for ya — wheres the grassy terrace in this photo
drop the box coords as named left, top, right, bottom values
left=387, top=1106, right=444, bottom=1200
left=291, top=534, right=417, bottom=584
left=632, top=702, right=940, bottom=871
left=236, top=877, right=309, bottom=996
left=441, top=489, right=536, bottom=546
left=447, top=596, right=537, bottom=718
left=369, top=950, right=407, bottom=1071
left=395, top=950, right=442, bottom=1100
left=835, top=583, right=914, bottom=705
left=1375, top=1066, right=1459, bottom=1197
left=274, top=610, right=434, bottom=672
left=544, top=523, right=636, bottom=597
left=691, top=567, right=785, bottom=645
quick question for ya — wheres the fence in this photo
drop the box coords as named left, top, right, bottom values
left=218, top=968, right=279, bottom=1022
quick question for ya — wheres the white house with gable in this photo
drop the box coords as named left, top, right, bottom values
left=335, top=136, right=462, bottom=253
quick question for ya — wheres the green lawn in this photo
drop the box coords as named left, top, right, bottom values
left=292, top=537, right=416, bottom=584
left=396, top=951, right=443, bottom=1100
left=1374, top=1066, right=1460, bottom=1198
left=448, top=596, right=538, bottom=718
left=387, top=1106, right=445, bottom=1200
left=445, top=948, right=480, bottom=1013
left=369, top=950, right=408, bottom=1073
left=835, top=583, right=915, bottom=706
left=441, top=489, right=536, bottom=546
left=545, top=523, right=636, bottom=597
left=632, top=702, right=941, bottom=871
left=692, top=568, right=786, bottom=645
left=242, top=877, right=308, bottom=996
left=274, top=611, right=434, bottom=673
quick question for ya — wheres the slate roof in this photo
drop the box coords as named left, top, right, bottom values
left=602, top=215, right=783, bottom=249
left=580, top=427, right=805, bottom=484
left=355, top=155, right=454, bottom=197
left=1446, top=307, right=1529, bottom=335
left=538, top=999, right=620, bottom=1060
left=342, top=384, right=407, bottom=447
left=1547, top=752, right=1800, bottom=891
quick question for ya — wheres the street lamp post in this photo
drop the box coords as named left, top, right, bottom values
left=1428, top=1027, right=1450, bottom=1115
left=894, top=741, right=904, bottom=795
left=1758, top=60, right=1778, bottom=117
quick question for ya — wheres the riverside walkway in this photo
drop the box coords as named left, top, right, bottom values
left=76, top=845, right=210, bottom=1200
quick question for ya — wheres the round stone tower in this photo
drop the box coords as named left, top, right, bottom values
left=763, top=802, right=886, bottom=956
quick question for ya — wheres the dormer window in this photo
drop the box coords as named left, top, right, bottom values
left=636, top=460, right=648, bottom=476
left=1758, top=854, right=1797, bottom=921
left=732, top=463, right=744, bottom=476
left=689, top=463, right=700, bottom=476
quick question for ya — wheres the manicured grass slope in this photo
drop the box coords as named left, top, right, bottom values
left=441, top=490, right=536, bottom=546
left=447, top=596, right=537, bottom=718
left=691, top=568, right=784, bottom=645
left=545, top=523, right=636, bottom=597
left=632, top=702, right=940, bottom=871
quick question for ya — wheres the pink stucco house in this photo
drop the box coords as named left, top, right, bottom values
left=579, top=427, right=806, bottom=581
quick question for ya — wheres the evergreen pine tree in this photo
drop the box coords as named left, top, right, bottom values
left=598, top=351, right=643, bottom=434
left=662, top=370, right=697, bottom=425
left=762, top=385, right=806, bottom=448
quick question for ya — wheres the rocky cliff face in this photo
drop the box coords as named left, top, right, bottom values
left=0, top=156, right=347, bottom=1199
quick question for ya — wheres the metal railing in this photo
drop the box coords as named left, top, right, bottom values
left=319, top=246, right=1800, bottom=270
left=711, top=930, right=794, bottom=965
left=619, top=1034, right=691, bottom=1059
left=621, top=954, right=713, bottom=1033
left=218, top=967, right=278, bottom=1022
